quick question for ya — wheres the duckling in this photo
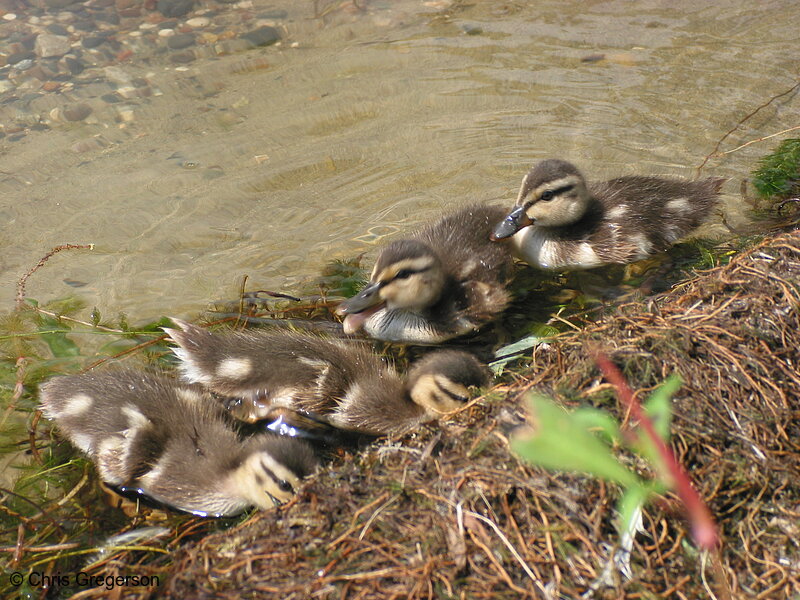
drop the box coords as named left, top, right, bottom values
left=491, top=159, right=724, bottom=270
left=165, top=319, right=490, bottom=436
left=39, top=370, right=317, bottom=517
left=336, top=204, right=515, bottom=344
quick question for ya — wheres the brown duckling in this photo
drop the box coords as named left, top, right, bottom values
left=491, top=159, right=724, bottom=270
left=336, top=204, right=515, bottom=344
left=165, top=319, right=490, bottom=436
left=39, top=370, right=317, bottom=517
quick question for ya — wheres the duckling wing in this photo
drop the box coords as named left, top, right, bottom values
left=457, top=279, right=513, bottom=327
left=592, top=176, right=722, bottom=258
left=166, top=320, right=400, bottom=419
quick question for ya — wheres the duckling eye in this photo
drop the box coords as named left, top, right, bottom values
left=540, top=190, right=555, bottom=201
left=277, top=480, right=294, bottom=494
left=394, top=269, right=413, bottom=280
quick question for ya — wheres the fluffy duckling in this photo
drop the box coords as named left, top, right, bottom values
left=336, top=204, right=515, bottom=344
left=165, top=319, right=490, bottom=436
left=39, top=370, right=317, bottom=517
left=491, top=159, right=724, bottom=270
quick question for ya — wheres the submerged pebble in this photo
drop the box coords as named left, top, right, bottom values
left=186, top=16, right=210, bottom=28
left=167, top=33, right=196, bottom=49
left=35, top=34, right=72, bottom=58
left=157, top=0, right=195, bottom=18
left=241, top=25, right=281, bottom=48
left=62, top=102, right=92, bottom=121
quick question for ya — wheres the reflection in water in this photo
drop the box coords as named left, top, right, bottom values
left=0, top=0, right=797, bottom=321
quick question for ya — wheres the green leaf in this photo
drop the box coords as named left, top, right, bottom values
left=39, top=328, right=80, bottom=358
left=643, top=373, right=680, bottom=441
left=617, top=484, right=649, bottom=541
left=571, top=407, right=623, bottom=445
left=37, top=317, right=80, bottom=358
left=512, top=394, right=641, bottom=487
left=489, top=334, right=548, bottom=375
left=632, top=374, right=681, bottom=468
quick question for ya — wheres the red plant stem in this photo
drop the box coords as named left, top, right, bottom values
left=595, top=353, right=720, bottom=550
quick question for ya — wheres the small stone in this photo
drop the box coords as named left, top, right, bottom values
left=73, top=19, right=94, bottom=31
left=61, top=55, right=84, bottom=74
left=35, top=34, right=72, bottom=58
left=157, top=0, right=195, bottom=18
left=93, top=11, right=119, bottom=25
left=8, top=51, right=35, bottom=65
left=117, top=105, right=135, bottom=122
left=71, top=138, right=106, bottom=153
left=101, top=92, right=123, bottom=103
left=14, top=58, right=35, bottom=70
left=82, top=36, right=106, bottom=48
left=158, top=28, right=175, bottom=37
left=3, top=13, right=18, bottom=21
left=44, top=0, right=80, bottom=9
left=62, top=102, right=92, bottom=121
left=241, top=25, right=280, bottom=48
left=185, top=16, right=210, bottom=27
left=167, top=32, right=195, bottom=49
left=169, top=50, right=195, bottom=63
left=42, top=81, right=61, bottom=91
left=260, top=9, right=288, bottom=18
left=116, top=85, right=137, bottom=98
left=104, top=66, right=132, bottom=85
left=47, top=23, right=69, bottom=35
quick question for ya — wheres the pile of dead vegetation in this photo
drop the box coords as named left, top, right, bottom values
left=152, top=231, right=799, bottom=599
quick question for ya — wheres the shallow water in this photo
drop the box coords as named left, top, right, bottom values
left=1, top=0, right=798, bottom=323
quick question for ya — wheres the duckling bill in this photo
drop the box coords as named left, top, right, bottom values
left=491, top=159, right=724, bottom=270
left=39, top=370, right=317, bottom=516
left=165, top=319, right=490, bottom=436
left=336, top=204, right=515, bottom=344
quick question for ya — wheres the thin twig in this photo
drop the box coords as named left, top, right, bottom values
left=696, top=79, right=800, bottom=175
left=716, top=125, right=800, bottom=156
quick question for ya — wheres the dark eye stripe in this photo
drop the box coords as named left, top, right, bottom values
left=539, top=184, right=574, bottom=201
left=435, top=380, right=468, bottom=403
left=380, top=265, right=431, bottom=284
left=260, top=457, right=294, bottom=493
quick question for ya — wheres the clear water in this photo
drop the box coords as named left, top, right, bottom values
left=1, top=0, right=797, bottom=323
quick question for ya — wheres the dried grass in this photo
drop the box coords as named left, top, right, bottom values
left=150, top=230, right=800, bottom=599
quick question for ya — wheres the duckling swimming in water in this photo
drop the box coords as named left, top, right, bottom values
left=165, top=319, right=490, bottom=436
left=39, top=370, right=317, bottom=516
left=336, top=204, right=515, bottom=344
left=491, top=159, right=724, bottom=270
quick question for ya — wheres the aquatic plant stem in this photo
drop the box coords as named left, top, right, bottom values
left=594, top=353, right=720, bottom=550
left=14, top=244, right=94, bottom=310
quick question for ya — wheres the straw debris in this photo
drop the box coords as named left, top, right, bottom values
left=154, top=230, right=799, bottom=599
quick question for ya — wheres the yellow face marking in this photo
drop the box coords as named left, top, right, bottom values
left=520, top=174, right=582, bottom=207
left=410, top=373, right=470, bottom=416
left=375, top=256, right=436, bottom=283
